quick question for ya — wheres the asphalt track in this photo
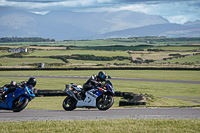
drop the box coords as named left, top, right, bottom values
left=0, top=108, right=200, bottom=121
left=0, top=75, right=200, bottom=84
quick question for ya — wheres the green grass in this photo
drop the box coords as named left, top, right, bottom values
left=161, top=54, right=200, bottom=65
left=0, top=70, right=200, bottom=109
left=26, top=96, right=124, bottom=110
left=0, top=58, right=64, bottom=66
left=0, top=51, right=12, bottom=56
left=0, top=119, right=200, bottom=133
left=154, top=46, right=200, bottom=51
left=0, top=70, right=199, bottom=81
left=1, top=76, right=199, bottom=97
left=0, top=70, right=200, bottom=97
left=25, top=95, right=198, bottom=110
left=1, top=44, right=200, bottom=68
left=68, top=59, right=131, bottom=65
left=25, top=50, right=130, bottom=57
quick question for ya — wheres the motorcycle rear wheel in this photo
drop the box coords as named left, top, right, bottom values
left=96, top=95, right=114, bottom=111
left=12, top=97, right=29, bottom=112
left=63, top=96, right=77, bottom=111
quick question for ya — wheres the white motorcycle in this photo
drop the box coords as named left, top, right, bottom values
left=62, top=78, right=114, bottom=111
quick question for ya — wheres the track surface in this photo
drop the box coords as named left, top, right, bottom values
left=0, top=108, right=200, bottom=121
left=1, top=75, right=200, bottom=84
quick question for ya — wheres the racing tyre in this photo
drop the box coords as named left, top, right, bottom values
left=96, top=95, right=114, bottom=111
left=63, top=96, right=77, bottom=111
left=12, top=97, right=29, bottom=112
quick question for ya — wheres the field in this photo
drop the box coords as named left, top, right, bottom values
left=0, top=48, right=200, bottom=67
left=25, top=50, right=130, bottom=57
left=0, top=37, right=200, bottom=68
left=0, top=37, right=200, bottom=132
left=0, top=119, right=200, bottom=133
left=0, top=70, right=199, bottom=109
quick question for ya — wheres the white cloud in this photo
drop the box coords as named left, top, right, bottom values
left=88, top=1, right=200, bottom=24
left=146, top=1, right=200, bottom=24
left=0, top=0, right=113, bottom=9
left=1, top=0, right=200, bottom=24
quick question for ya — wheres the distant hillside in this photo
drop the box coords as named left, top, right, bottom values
left=0, top=8, right=199, bottom=40
left=0, top=8, right=170, bottom=40
left=95, top=23, right=200, bottom=39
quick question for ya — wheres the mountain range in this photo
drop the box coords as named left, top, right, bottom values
left=0, top=8, right=199, bottom=40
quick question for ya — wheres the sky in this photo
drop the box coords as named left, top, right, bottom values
left=0, top=0, right=200, bottom=24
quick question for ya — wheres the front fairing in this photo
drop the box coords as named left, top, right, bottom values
left=24, top=86, right=35, bottom=100
left=0, top=86, right=35, bottom=110
left=106, top=84, right=114, bottom=94
left=106, top=80, right=114, bottom=94
left=105, top=80, right=113, bottom=88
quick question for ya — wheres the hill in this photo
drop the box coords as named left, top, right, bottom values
left=95, top=23, right=200, bottom=39
left=0, top=8, right=169, bottom=40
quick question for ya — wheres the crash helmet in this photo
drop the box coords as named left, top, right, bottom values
left=27, top=77, right=37, bottom=87
left=98, top=71, right=107, bottom=81
left=10, top=81, right=16, bottom=86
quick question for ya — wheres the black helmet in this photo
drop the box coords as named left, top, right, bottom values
left=98, top=71, right=107, bottom=81
left=27, top=77, right=37, bottom=87
left=10, top=81, right=16, bottom=86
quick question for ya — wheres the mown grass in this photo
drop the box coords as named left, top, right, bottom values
left=26, top=96, right=123, bottom=110
left=0, top=70, right=200, bottom=109
left=0, top=51, right=12, bottom=56
left=130, top=51, right=198, bottom=60
left=154, top=46, right=200, bottom=51
left=0, top=70, right=199, bottom=81
left=0, top=70, right=200, bottom=97
left=1, top=76, right=199, bottom=98
left=0, top=58, right=63, bottom=66
left=161, top=54, right=200, bottom=65
left=25, top=95, right=198, bottom=110
left=68, top=59, right=131, bottom=65
left=0, top=119, right=200, bottom=133
left=25, top=50, right=130, bottom=57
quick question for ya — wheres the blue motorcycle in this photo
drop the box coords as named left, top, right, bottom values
left=0, top=84, right=35, bottom=112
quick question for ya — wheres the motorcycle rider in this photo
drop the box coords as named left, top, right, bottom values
left=0, top=77, right=36, bottom=102
left=81, top=71, right=107, bottom=99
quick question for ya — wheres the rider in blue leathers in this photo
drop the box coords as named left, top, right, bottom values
left=0, top=77, right=36, bottom=102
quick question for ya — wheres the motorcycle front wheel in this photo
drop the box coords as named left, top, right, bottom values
left=96, top=95, right=114, bottom=111
left=12, top=97, right=29, bottom=112
left=63, top=96, right=77, bottom=111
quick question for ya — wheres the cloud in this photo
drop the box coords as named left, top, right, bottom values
left=0, top=0, right=113, bottom=9
left=1, top=0, right=200, bottom=24
left=86, top=0, right=200, bottom=24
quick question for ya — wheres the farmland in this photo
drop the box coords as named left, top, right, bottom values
left=0, top=37, right=200, bottom=132
left=0, top=70, right=200, bottom=109
left=0, top=37, right=200, bottom=108
left=0, top=38, right=200, bottom=68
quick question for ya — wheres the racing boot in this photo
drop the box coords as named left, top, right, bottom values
left=0, top=93, right=6, bottom=102
left=0, top=95, right=4, bottom=103
left=81, top=89, right=86, bottom=100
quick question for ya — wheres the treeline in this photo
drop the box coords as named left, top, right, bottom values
left=50, top=56, right=69, bottom=63
left=115, top=36, right=200, bottom=43
left=50, top=54, right=130, bottom=62
left=68, top=54, right=130, bottom=61
left=0, top=37, right=55, bottom=43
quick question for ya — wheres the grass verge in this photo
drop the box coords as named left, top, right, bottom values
left=0, top=70, right=200, bottom=108
left=0, top=119, right=200, bottom=133
left=26, top=95, right=199, bottom=110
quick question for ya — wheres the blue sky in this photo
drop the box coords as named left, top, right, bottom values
left=0, top=0, right=200, bottom=24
